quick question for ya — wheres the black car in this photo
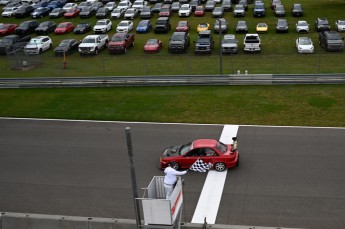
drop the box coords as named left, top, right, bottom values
left=274, top=4, right=285, bottom=17
left=35, top=21, right=57, bottom=35
left=235, top=20, right=248, bottom=33
left=152, top=3, right=162, bottom=13
left=73, top=22, right=92, bottom=34
left=91, top=2, right=103, bottom=12
left=221, top=0, right=232, bottom=12
left=190, top=0, right=200, bottom=11
left=15, top=20, right=39, bottom=36
left=95, top=7, right=109, bottom=18
left=13, top=5, right=34, bottom=18
left=239, top=0, right=248, bottom=11
left=276, top=18, right=288, bottom=33
left=291, top=3, right=303, bottom=17
left=140, top=6, right=153, bottom=19
left=49, top=8, right=65, bottom=18
left=79, top=6, right=96, bottom=18
left=54, top=39, right=79, bottom=56
left=315, top=18, right=331, bottom=32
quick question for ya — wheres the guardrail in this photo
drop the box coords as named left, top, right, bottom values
left=0, top=74, right=345, bottom=88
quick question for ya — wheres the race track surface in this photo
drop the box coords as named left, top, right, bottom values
left=0, top=118, right=344, bottom=229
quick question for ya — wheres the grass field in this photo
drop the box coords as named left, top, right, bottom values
left=1, top=85, right=345, bottom=127
left=1, top=0, right=345, bottom=77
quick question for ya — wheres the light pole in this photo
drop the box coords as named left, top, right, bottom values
left=218, top=19, right=223, bottom=76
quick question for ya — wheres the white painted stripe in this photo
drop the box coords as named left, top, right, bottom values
left=191, top=124, right=239, bottom=224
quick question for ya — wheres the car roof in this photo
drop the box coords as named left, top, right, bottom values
left=192, top=139, right=218, bottom=148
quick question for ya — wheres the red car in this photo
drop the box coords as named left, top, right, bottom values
left=159, top=138, right=239, bottom=172
left=0, top=24, right=18, bottom=36
left=144, top=38, right=162, bottom=53
left=194, top=6, right=205, bottom=17
left=176, top=21, right=190, bottom=32
left=54, top=22, right=74, bottom=34
left=64, top=8, right=80, bottom=18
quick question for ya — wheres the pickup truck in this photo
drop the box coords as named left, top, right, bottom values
left=78, top=34, right=108, bottom=55
left=168, top=31, right=190, bottom=53
left=194, top=30, right=214, bottom=54
left=108, top=33, right=135, bottom=54
left=243, top=33, right=261, bottom=52
left=0, top=34, right=31, bottom=55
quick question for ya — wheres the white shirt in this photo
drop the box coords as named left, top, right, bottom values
left=164, top=167, right=187, bottom=185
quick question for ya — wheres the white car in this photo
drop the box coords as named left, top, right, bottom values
left=116, top=20, right=133, bottom=33
left=124, top=8, right=138, bottom=19
left=111, top=7, right=125, bottom=19
left=117, top=1, right=131, bottom=10
left=1, top=6, right=19, bottom=17
left=178, top=4, right=191, bottom=17
left=93, top=19, right=112, bottom=33
left=24, top=36, right=53, bottom=55
left=296, top=20, right=309, bottom=33
left=296, top=37, right=314, bottom=54
left=132, top=0, right=147, bottom=11
left=335, top=20, right=345, bottom=32
left=63, top=3, right=77, bottom=10
left=104, top=2, right=116, bottom=11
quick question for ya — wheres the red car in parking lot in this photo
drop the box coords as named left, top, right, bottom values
left=144, top=38, right=162, bottom=53
left=176, top=20, right=190, bottom=32
left=64, top=8, right=80, bottom=18
left=159, top=138, right=239, bottom=172
left=0, top=24, right=18, bottom=36
left=54, top=22, right=74, bottom=34
left=194, top=6, right=205, bottom=17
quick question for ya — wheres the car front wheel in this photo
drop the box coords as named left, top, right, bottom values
left=214, top=162, right=226, bottom=172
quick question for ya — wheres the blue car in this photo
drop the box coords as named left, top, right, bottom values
left=47, top=0, right=65, bottom=10
left=33, top=0, right=49, bottom=9
left=31, top=7, right=51, bottom=18
left=136, top=20, right=152, bottom=33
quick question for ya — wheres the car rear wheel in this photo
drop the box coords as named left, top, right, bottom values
left=214, top=162, right=226, bottom=172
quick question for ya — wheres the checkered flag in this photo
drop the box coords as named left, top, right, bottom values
left=189, top=158, right=213, bottom=172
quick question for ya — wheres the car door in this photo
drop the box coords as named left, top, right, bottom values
left=42, top=37, right=49, bottom=51
left=181, top=148, right=203, bottom=167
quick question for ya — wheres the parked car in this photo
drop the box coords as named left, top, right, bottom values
left=77, top=1, right=92, bottom=10
left=152, top=3, right=162, bottom=13
left=190, top=0, right=199, bottom=11
left=111, top=8, right=125, bottom=19
left=291, top=3, right=303, bottom=17
left=233, top=4, right=245, bottom=17
left=49, top=8, right=65, bottom=18
left=116, top=20, right=133, bottom=33
left=117, top=1, right=131, bottom=10
left=276, top=18, right=288, bottom=33
left=213, top=18, right=228, bottom=34
left=176, top=20, right=190, bottom=32
left=24, top=35, right=52, bottom=54
left=159, top=139, right=239, bottom=172
left=64, top=7, right=80, bottom=18
left=104, top=2, right=116, bottom=11
left=168, top=31, right=190, bottom=53
left=90, top=2, right=103, bottom=12
left=2, top=6, right=19, bottom=17
left=296, top=20, right=309, bottom=33
left=78, top=34, right=108, bottom=55
left=136, top=19, right=152, bottom=33
left=159, top=4, right=172, bottom=17
left=154, top=16, right=171, bottom=33
left=221, top=0, right=232, bottom=12
left=197, top=22, right=210, bottom=32
left=335, top=20, right=345, bottom=32
left=15, top=20, right=39, bottom=36
left=47, top=0, right=65, bottom=10
left=95, top=7, right=109, bottom=18
left=93, top=19, right=112, bottom=33
left=212, top=6, right=223, bottom=18
left=205, top=0, right=215, bottom=11
left=0, top=23, right=18, bottom=36
left=239, top=0, right=248, bottom=10
left=274, top=4, right=285, bottom=17
left=295, top=37, right=314, bottom=54
left=222, top=34, right=238, bottom=54
left=31, top=7, right=51, bottom=18
left=140, top=6, right=152, bottom=18
left=35, top=21, right=56, bottom=35
left=14, top=5, right=34, bottom=18
left=62, top=2, right=77, bottom=10
left=235, top=20, right=248, bottom=33
left=144, top=38, right=162, bottom=53
left=178, top=4, right=191, bottom=17
left=54, top=39, right=79, bottom=56
left=319, top=31, right=344, bottom=52
left=243, top=33, right=261, bottom=52
left=253, top=1, right=265, bottom=17
left=108, top=32, right=135, bottom=54
left=256, top=22, right=268, bottom=33
left=124, top=8, right=139, bottom=19
left=270, top=0, right=281, bottom=9
left=54, top=22, right=74, bottom=34
left=171, top=2, right=180, bottom=12
left=194, top=5, right=205, bottom=17
left=79, top=6, right=96, bottom=18
left=315, top=18, right=330, bottom=32
left=74, top=22, right=91, bottom=34
left=132, top=0, right=147, bottom=11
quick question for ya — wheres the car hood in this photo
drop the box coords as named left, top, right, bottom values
left=54, top=46, right=68, bottom=51
left=170, top=40, right=184, bottom=45
left=161, top=145, right=180, bottom=158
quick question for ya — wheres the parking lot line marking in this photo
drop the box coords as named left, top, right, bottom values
left=191, top=125, right=239, bottom=224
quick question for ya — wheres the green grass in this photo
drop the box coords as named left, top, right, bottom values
left=2, top=0, right=345, bottom=77
left=1, top=85, right=345, bottom=127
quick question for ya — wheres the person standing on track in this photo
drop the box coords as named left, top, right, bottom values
left=164, top=163, right=187, bottom=199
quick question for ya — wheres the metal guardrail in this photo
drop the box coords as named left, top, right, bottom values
left=0, top=74, right=345, bottom=88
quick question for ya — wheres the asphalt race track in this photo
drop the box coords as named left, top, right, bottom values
left=1, top=118, right=345, bottom=229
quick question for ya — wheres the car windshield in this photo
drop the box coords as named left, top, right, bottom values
left=58, top=24, right=67, bottom=28
left=83, top=38, right=95, bottom=43
left=147, top=39, right=157, bottom=45
left=199, top=23, right=208, bottom=28
left=319, top=20, right=328, bottom=25
left=113, top=9, right=120, bottom=13
left=180, top=6, right=189, bottom=10
left=29, top=39, right=42, bottom=45
left=300, top=38, right=311, bottom=45
left=216, top=141, right=227, bottom=154
left=126, top=8, right=134, bottom=13
left=96, top=21, right=106, bottom=25
left=171, top=35, right=184, bottom=41
left=238, top=21, right=246, bottom=26
left=66, top=8, right=75, bottom=12
left=196, top=6, right=203, bottom=10
left=179, top=142, right=192, bottom=155
left=40, top=22, right=50, bottom=26
left=119, top=22, right=128, bottom=26
left=298, top=21, right=307, bottom=26
left=118, top=2, right=127, bottom=6
left=51, top=8, right=60, bottom=13
left=138, top=21, right=147, bottom=26
left=0, top=25, right=8, bottom=29
left=111, top=36, right=124, bottom=42
left=235, top=5, right=242, bottom=10
left=338, top=21, right=345, bottom=25
left=178, top=22, right=187, bottom=26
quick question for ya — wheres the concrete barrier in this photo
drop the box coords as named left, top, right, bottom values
left=0, top=212, right=301, bottom=229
